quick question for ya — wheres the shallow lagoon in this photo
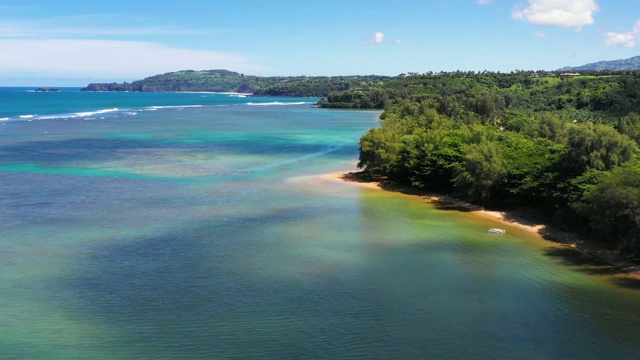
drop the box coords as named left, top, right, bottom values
left=1, top=96, right=639, bottom=359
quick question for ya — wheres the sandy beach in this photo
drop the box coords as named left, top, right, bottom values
left=319, top=170, right=640, bottom=280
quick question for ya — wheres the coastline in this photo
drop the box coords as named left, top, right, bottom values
left=320, top=170, right=640, bottom=280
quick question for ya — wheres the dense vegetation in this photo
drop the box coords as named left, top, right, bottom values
left=81, top=69, right=389, bottom=97
left=342, top=71, right=640, bottom=255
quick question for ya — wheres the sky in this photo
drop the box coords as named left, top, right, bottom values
left=1, top=0, right=640, bottom=86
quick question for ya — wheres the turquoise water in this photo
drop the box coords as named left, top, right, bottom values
left=1, top=88, right=640, bottom=359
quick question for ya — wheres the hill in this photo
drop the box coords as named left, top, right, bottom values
left=81, top=70, right=390, bottom=97
left=557, top=55, right=640, bottom=71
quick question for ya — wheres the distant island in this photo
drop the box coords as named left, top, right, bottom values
left=558, top=55, right=640, bottom=71
left=81, top=69, right=390, bottom=97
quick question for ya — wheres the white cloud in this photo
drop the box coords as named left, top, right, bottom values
left=373, top=32, right=385, bottom=45
left=0, top=16, right=255, bottom=83
left=605, top=20, right=640, bottom=48
left=361, top=31, right=401, bottom=46
left=476, top=0, right=494, bottom=5
left=0, top=39, right=263, bottom=80
left=512, top=0, right=599, bottom=29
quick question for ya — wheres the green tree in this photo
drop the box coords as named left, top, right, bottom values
left=575, top=162, right=640, bottom=252
left=617, top=113, right=640, bottom=143
left=453, top=140, right=506, bottom=204
left=565, top=123, right=636, bottom=172
left=526, top=113, right=569, bottom=144
left=391, top=128, right=462, bottom=190
left=497, top=132, right=566, bottom=207
left=357, top=127, right=402, bottom=175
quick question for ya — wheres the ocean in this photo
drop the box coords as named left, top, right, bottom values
left=1, top=87, right=640, bottom=359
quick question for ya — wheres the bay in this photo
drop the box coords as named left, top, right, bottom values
left=1, top=88, right=639, bottom=359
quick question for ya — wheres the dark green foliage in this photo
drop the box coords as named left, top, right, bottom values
left=496, top=132, right=566, bottom=208
left=453, top=140, right=506, bottom=204
left=466, top=92, right=505, bottom=123
left=389, top=108, right=463, bottom=190
left=357, top=127, right=403, bottom=175
left=524, top=114, right=569, bottom=144
left=575, top=161, right=640, bottom=253
left=565, top=123, right=636, bottom=172
left=319, top=89, right=389, bottom=109
left=617, top=113, right=640, bottom=143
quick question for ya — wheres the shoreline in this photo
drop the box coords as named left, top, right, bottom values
left=321, top=170, right=640, bottom=280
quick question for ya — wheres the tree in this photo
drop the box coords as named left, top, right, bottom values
left=575, top=163, right=640, bottom=252
left=526, top=113, right=568, bottom=144
left=565, top=123, right=636, bottom=172
left=357, top=127, right=402, bottom=175
left=617, top=113, right=640, bottom=143
left=497, top=132, right=566, bottom=207
left=390, top=128, right=462, bottom=191
left=453, top=140, right=506, bottom=204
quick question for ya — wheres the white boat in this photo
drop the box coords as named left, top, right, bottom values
left=488, top=228, right=506, bottom=234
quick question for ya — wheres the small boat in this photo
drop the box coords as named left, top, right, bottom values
left=488, top=228, right=506, bottom=234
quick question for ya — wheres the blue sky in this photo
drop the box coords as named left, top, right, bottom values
left=1, top=0, right=639, bottom=85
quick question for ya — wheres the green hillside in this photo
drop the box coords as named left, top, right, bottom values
left=81, top=69, right=390, bottom=97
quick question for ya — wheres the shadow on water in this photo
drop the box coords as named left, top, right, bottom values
left=52, top=208, right=317, bottom=310
left=544, top=247, right=611, bottom=269
left=430, top=202, right=474, bottom=212
left=610, top=277, right=640, bottom=290
left=40, top=207, right=396, bottom=358
left=543, top=247, right=640, bottom=289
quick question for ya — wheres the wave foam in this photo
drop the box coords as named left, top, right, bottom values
left=3, top=102, right=215, bottom=123
left=3, top=107, right=122, bottom=122
left=73, top=108, right=119, bottom=117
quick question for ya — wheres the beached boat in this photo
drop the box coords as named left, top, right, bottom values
left=488, top=228, right=506, bottom=234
